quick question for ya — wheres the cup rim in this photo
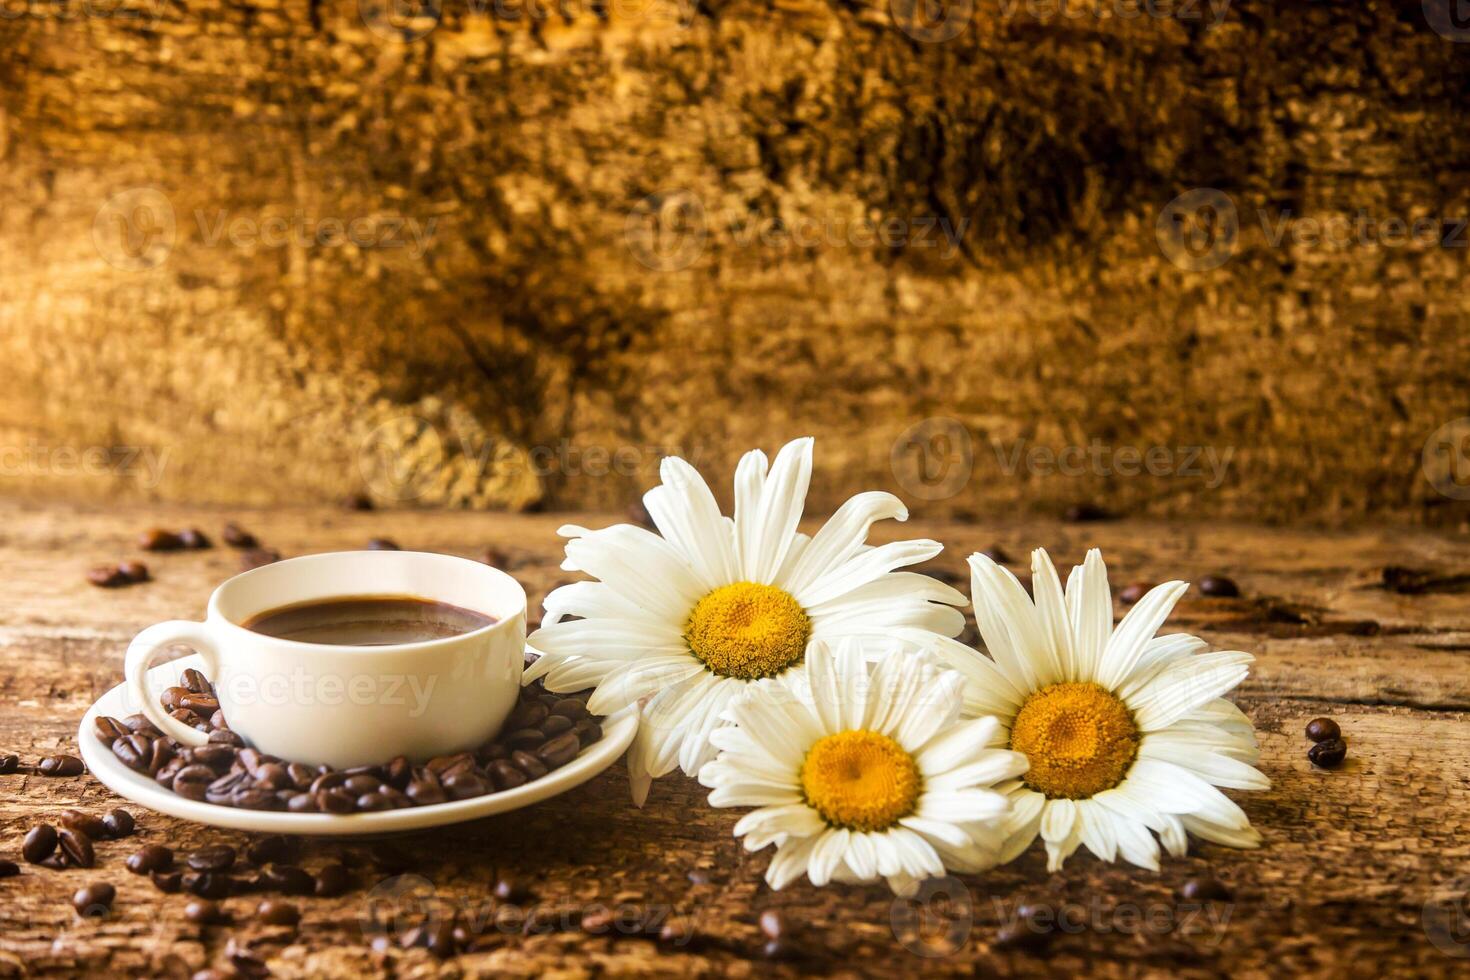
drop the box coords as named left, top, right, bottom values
left=207, top=550, right=526, bottom=655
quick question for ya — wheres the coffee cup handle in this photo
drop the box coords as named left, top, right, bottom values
left=125, top=620, right=220, bottom=747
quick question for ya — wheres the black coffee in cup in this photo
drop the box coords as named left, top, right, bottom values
left=243, top=595, right=496, bottom=646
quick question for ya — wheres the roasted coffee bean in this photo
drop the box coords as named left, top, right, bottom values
left=1063, top=502, right=1111, bottom=522
left=179, top=528, right=212, bottom=549
left=366, top=538, right=400, bottom=551
left=536, top=733, right=581, bottom=770
left=489, top=760, right=528, bottom=791
left=314, top=862, right=351, bottom=897
left=222, top=522, right=258, bottom=548
left=406, top=774, right=447, bottom=805
left=113, top=734, right=154, bottom=772
left=510, top=750, right=548, bottom=780
left=994, top=917, right=1053, bottom=951
left=426, top=919, right=457, bottom=958
left=254, top=763, right=290, bottom=790
left=58, top=828, right=95, bottom=868
left=345, top=492, right=374, bottom=511
left=0, top=753, right=18, bottom=774
left=286, top=763, right=316, bottom=789
left=239, top=547, right=280, bottom=570
left=127, top=845, right=174, bottom=874
left=504, top=701, right=549, bottom=730
left=1180, top=876, right=1232, bottom=901
left=572, top=719, right=602, bottom=747
left=102, top=809, right=136, bottom=838
left=1305, top=717, right=1341, bottom=742
left=151, top=870, right=184, bottom=893
left=979, top=544, right=1013, bottom=564
left=184, top=872, right=233, bottom=899
left=539, top=714, right=574, bottom=737
left=188, top=846, right=236, bottom=872
left=39, top=754, right=85, bottom=777
left=231, top=787, right=277, bottom=810
left=119, top=560, right=150, bottom=583
left=140, top=528, right=185, bottom=551
left=150, top=738, right=175, bottom=774
left=207, top=729, right=244, bottom=747
left=61, top=810, right=108, bottom=839
left=172, top=764, right=216, bottom=800
left=1119, top=581, right=1153, bottom=605
left=185, top=899, right=228, bottom=924
left=73, top=882, right=116, bottom=917
left=287, top=794, right=317, bottom=813
left=245, top=835, right=298, bottom=866
left=262, top=864, right=314, bottom=896
left=1198, top=574, right=1241, bottom=597
left=87, top=564, right=130, bottom=587
left=192, top=745, right=236, bottom=770
left=181, top=668, right=212, bottom=693
left=315, top=789, right=356, bottom=813
left=503, top=728, right=545, bottom=751
left=38, top=855, right=68, bottom=870
left=480, top=546, right=507, bottom=567
left=424, top=753, right=472, bottom=775
left=357, top=792, right=393, bottom=811
left=343, top=774, right=381, bottom=795
left=94, top=716, right=129, bottom=746
left=1308, top=737, right=1347, bottom=768
left=443, top=771, right=489, bottom=800
left=124, top=713, right=161, bottom=735
left=383, top=755, right=412, bottom=788
left=180, top=692, right=220, bottom=715
left=550, top=698, right=589, bottom=721
left=493, top=877, right=531, bottom=903
left=23, top=825, right=58, bottom=863
left=0, top=860, right=17, bottom=878
left=258, top=899, right=301, bottom=927
left=308, top=771, right=348, bottom=794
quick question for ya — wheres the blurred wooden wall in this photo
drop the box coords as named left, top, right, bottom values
left=2, top=0, right=1469, bottom=525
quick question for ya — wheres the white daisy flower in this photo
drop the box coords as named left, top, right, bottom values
left=699, top=641, right=1029, bottom=895
left=525, top=437, right=968, bottom=804
left=932, top=548, right=1268, bottom=872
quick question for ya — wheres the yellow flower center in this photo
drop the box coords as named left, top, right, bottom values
left=799, top=730, right=922, bottom=832
left=684, top=582, right=811, bottom=680
left=1009, top=681, right=1139, bottom=800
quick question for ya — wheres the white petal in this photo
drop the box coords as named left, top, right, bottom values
left=765, top=835, right=819, bottom=890
left=1128, top=652, right=1253, bottom=731
left=1096, top=580, right=1190, bottom=691
left=998, top=789, right=1045, bottom=864
left=897, top=815, right=974, bottom=850
left=924, top=635, right=1026, bottom=719
left=1066, top=549, right=1112, bottom=682
left=585, top=658, right=703, bottom=715
left=1138, top=734, right=1270, bottom=790
left=1075, top=799, right=1118, bottom=863
left=1029, top=549, right=1074, bottom=682
left=540, top=581, right=645, bottom=625
left=915, top=715, right=1002, bottom=773
left=796, top=539, right=945, bottom=607
left=1040, top=798, right=1082, bottom=872
left=807, top=828, right=850, bottom=887
left=643, top=454, right=738, bottom=589
left=735, top=437, right=812, bottom=584
left=562, top=525, right=704, bottom=621
left=967, top=555, right=1049, bottom=690
left=807, top=639, right=868, bottom=734
left=915, top=789, right=1009, bottom=823
left=732, top=803, right=825, bottom=842
left=781, top=490, right=909, bottom=597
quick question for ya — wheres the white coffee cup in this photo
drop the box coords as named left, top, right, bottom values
left=123, top=551, right=526, bottom=769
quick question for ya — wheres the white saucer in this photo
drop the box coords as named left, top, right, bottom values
left=78, top=655, right=637, bottom=835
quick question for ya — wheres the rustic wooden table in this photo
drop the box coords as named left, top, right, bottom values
left=0, top=500, right=1466, bottom=978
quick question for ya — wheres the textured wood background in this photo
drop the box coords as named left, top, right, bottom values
left=3, top=3, right=1470, bottom=523
left=0, top=500, right=1466, bottom=976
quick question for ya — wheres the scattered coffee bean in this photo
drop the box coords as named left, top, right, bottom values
left=38, top=754, right=85, bottom=777
left=366, top=538, right=400, bottom=550
left=239, top=547, right=281, bottom=570
left=978, top=544, right=1012, bottom=564
left=140, top=528, right=185, bottom=551
left=151, top=870, right=184, bottom=893
left=1198, top=574, right=1241, bottom=597
left=185, top=899, right=228, bottom=924
left=222, top=522, right=258, bottom=548
left=60, top=809, right=108, bottom=840
left=314, top=862, right=351, bottom=897
left=102, top=808, right=136, bottom=838
left=262, top=864, right=315, bottom=895
left=480, top=546, right=507, bottom=567
left=345, top=492, right=374, bottom=511
left=245, top=835, right=298, bottom=866
left=23, top=825, right=58, bottom=864
left=257, top=900, right=301, bottom=927
left=0, top=754, right=18, bottom=774
left=73, top=882, right=116, bottom=917
left=1064, top=503, right=1112, bottom=522
left=188, top=845, right=237, bottom=872
left=127, top=845, right=174, bottom=874
left=759, top=909, right=784, bottom=940
left=761, top=939, right=792, bottom=960
left=536, top=733, right=581, bottom=770
left=173, top=764, right=217, bottom=801
left=1305, top=717, right=1341, bottom=742
left=1308, top=737, right=1347, bottom=768
left=58, top=828, right=96, bottom=868
left=511, top=750, right=548, bottom=780
left=93, top=717, right=129, bottom=746
left=1119, top=581, right=1153, bottom=604
left=1180, top=876, right=1232, bottom=901
left=994, top=917, right=1053, bottom=951
left=627, top=498, right=654, bottom=529
left=87, top=564, right=131, bottom=587
left=494, top=877, right=531, bottom=903
left=184, top=871, right=232, bottom=899
left=0, top=860, right=18, bottom=878
left=118, top=560, right=150, bottom=583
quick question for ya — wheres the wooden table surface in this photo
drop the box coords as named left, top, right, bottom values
left=0, top=500, right=1467, bottom=978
